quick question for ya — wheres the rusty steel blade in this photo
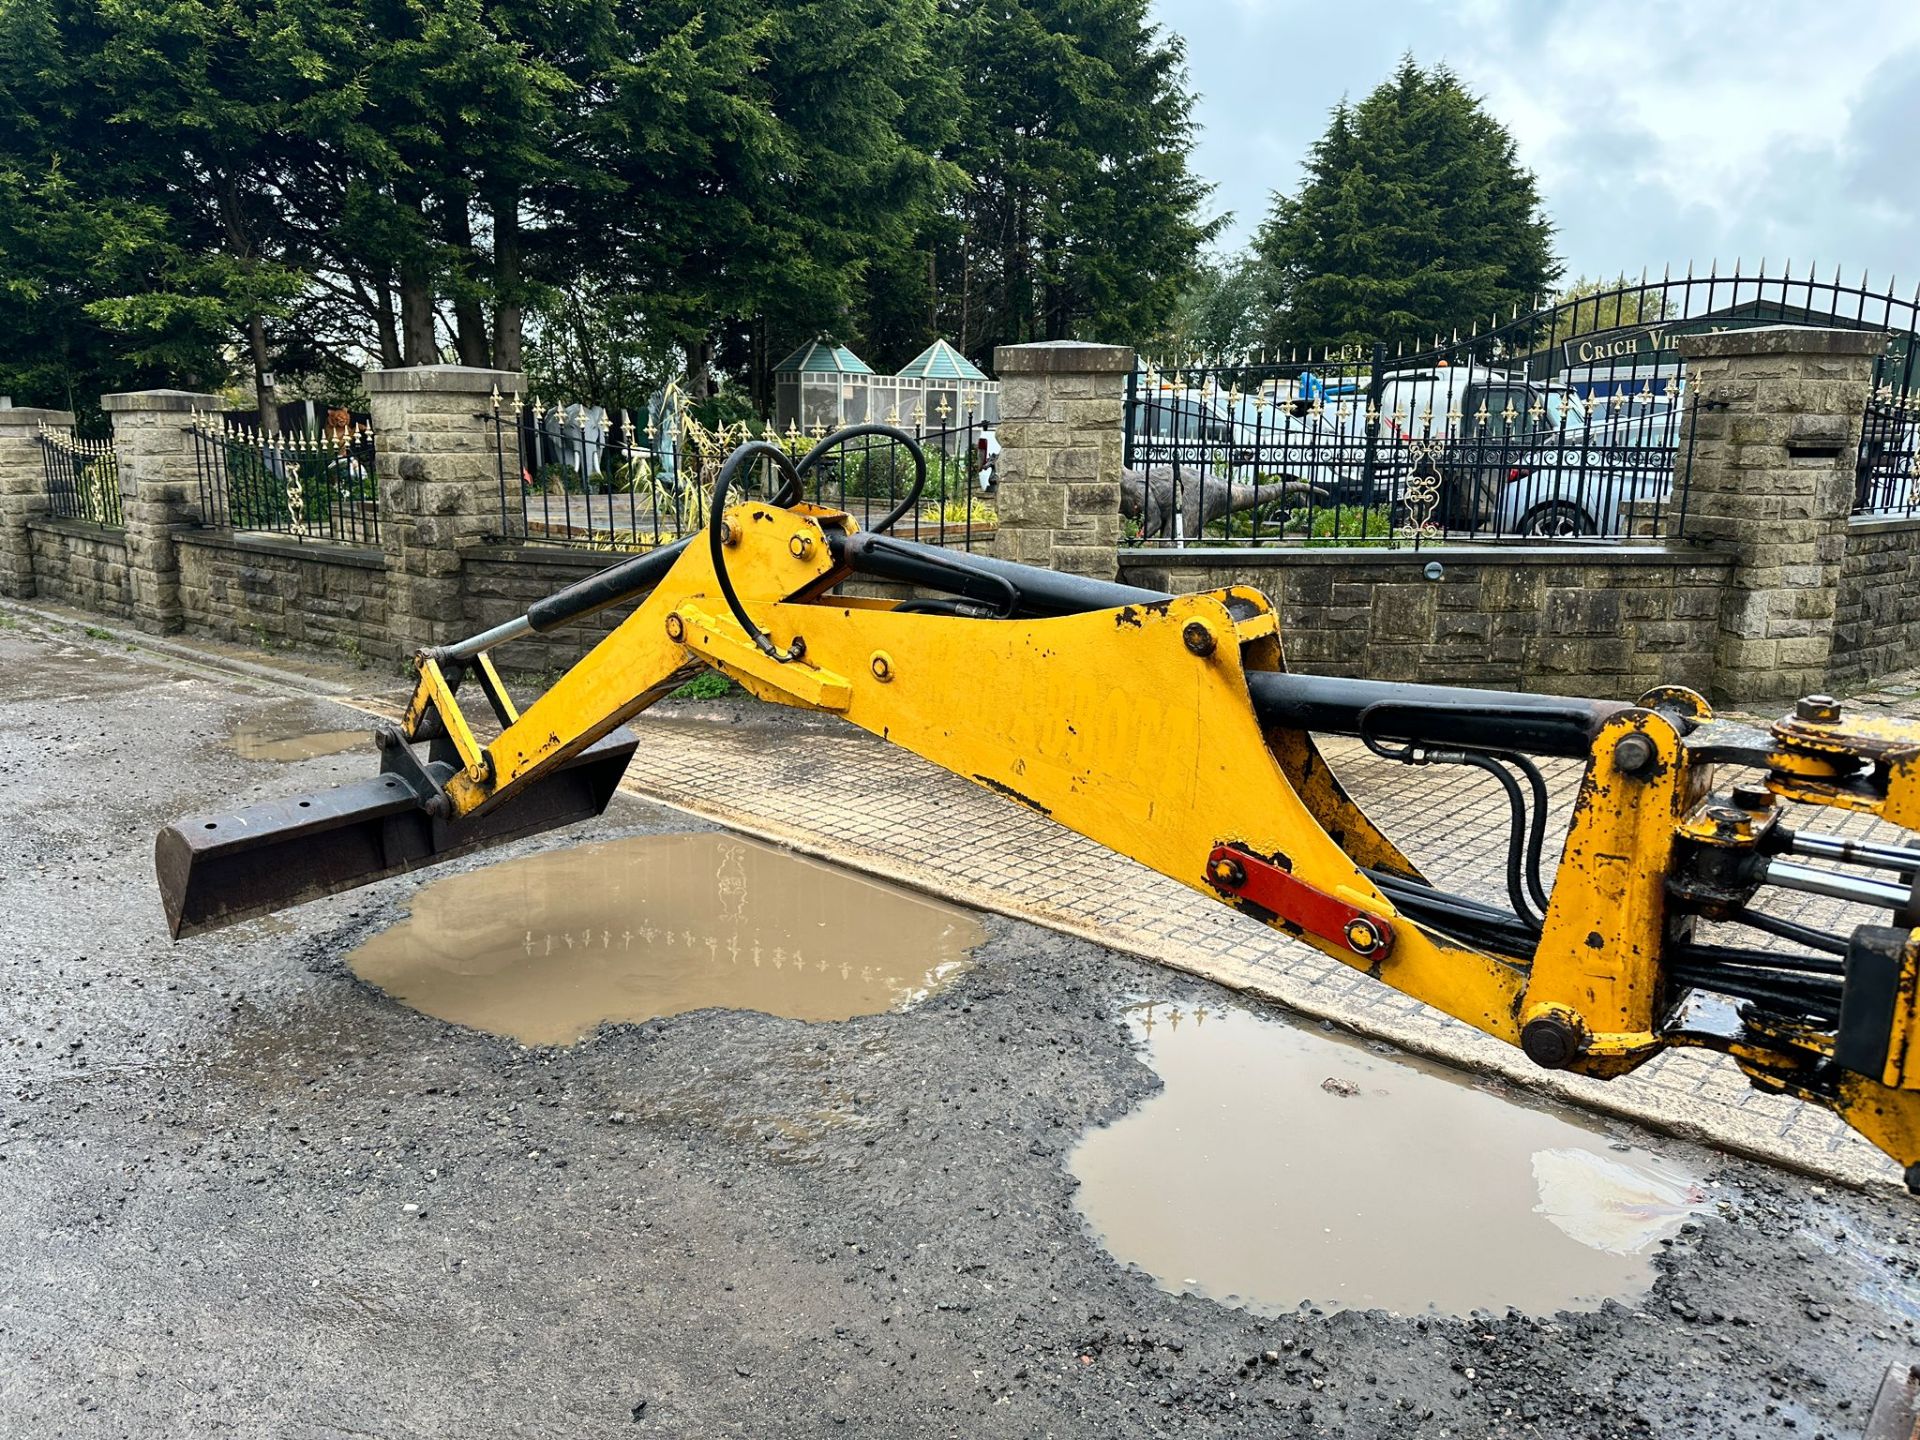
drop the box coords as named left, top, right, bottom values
left=155, top=729, right=639, bottom=940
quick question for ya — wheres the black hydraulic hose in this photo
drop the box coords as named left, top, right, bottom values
left=1359, top=713, right=1542, bottom=931
left=1448, top=753, right=1542, bottom=931
left=1668, top=965, right=1843, bottom=1024
left=518, top=426, right=927, bottom=642
left=789, top=423, right=929, bottom=534
left=1505, top=750, right=1554, bottom=917
left=708, top=441, right=805, bottom=661
left=1364, top=869, right=1540, bottom=958
left=1720, top=909, right=1849, bottom=961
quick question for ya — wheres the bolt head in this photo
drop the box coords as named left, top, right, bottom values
left=789, top=533, right=814, bottom=558
left=664, top=613, right=685, bottom=643
left=1210, top=856, right=1246, bottom=889
left=1614, top=732, right=1657, bottom=776
left=1182, top=621, right=1216, bottom=657
left=1521, top=1015, right=1585, bottom=1070
left=870, top=652, right=893, bottom=682
left=1795, top=694, right=1841, bottom=724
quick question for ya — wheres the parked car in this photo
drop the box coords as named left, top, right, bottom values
left=1491, top=405, right=1682, bottom=537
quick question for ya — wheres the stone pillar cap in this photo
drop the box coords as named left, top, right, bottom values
left=994, top=340, right=1137, bottom=376
left=1676, top=325, right=1889, bottom=360
left=0, top=406, right=76, bottom=427
left=101, top=389, right=224, bottom=413
left=365, top=364, right=528, bottom=395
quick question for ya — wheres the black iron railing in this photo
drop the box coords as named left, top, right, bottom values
left=1130, top=264, right=1920, bottom=548
left=487, top=395, right=997, bottom=554
left=37, top=426, right=123, bottom=527
left=1858, top=354, right=1920, bottom=519
left=189, top=415, right=378, bottom=544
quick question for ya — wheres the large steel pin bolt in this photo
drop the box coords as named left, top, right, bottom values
left=1795, top=694, right=1841, bottom=725
left=664, top=613, right=686, bottom=643
left=424, top=794, right=452, bottom=820
left=1614, top=732, right=1657, bottom=777
left=374, top=725, right=400, bottom=751
left=870, top=651, right=894, bottom=683
left=789, top=533, right=814, bottom=559
left=1209, top=855, right=1246, bottom=889
left=1182, top=621, right=1217, bottom=657
left=1521, top=1013, right=1587, bottom=1070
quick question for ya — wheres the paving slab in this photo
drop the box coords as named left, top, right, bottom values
left=604, top=705, right=1912, bottom=1192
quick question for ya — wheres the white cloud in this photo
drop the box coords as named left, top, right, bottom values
left=1155, top=0, right=1920, bottom=284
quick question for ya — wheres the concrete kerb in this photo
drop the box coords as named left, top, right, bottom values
left=0, top=596, right=357, bottom=696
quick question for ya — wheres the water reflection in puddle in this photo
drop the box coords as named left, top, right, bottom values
left=231, top=707, right=369, bottom=762
left=1070, top=999, right=1709, bottom=1318
left=348, top=831, right=984, bottom=1045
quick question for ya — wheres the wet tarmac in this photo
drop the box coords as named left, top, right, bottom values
left=347, top=832, right=984, bottom=1044
left=1071, top=999, right=1707, bottom=1318
left=4, top=615, right=1920, bottom=1439
left=229, top=701, right=369, bottom=762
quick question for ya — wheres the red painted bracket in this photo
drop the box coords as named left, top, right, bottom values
left=1204, top=844, right=1395, bottom=960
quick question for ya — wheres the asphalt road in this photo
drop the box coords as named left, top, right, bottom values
left=2, top=615, right=1918, bottom=1439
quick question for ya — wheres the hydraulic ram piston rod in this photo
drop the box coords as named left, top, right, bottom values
left=1761, top=858, right=1917, bottom=912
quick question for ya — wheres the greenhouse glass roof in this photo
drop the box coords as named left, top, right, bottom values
left=895, top=338, right=987, bottom=381
left=773, top=340, right=874, bottom=375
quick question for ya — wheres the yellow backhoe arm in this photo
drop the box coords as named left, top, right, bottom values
left=157, top=461, right=1920, bottom=1187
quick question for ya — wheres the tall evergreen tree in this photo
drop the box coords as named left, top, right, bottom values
left=859, top=0, right=1214, bottom=370
left=1256, top=58, right=1559, bottom=350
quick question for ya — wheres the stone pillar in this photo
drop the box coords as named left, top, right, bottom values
left=1675, top=326, right=1886, bottom=706
left=0, top=405, right=74, bottom=598
left=102, top=389, right=222, bottom=633
left=367, top=364, right=524, bottom=654
left=991, top=340, right=1134, bottom=581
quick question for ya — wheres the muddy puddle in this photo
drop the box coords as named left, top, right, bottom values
left=231, top=706, right=369, bottom=762
left=1070, top=999, right=1709, bottom=1319
left=347, top=831, right=984, bottom=1045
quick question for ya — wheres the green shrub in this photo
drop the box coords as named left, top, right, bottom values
left=670, top=672, right=734, bottom=700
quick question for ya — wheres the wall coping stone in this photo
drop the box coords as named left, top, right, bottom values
left=100, top=389, right=223, bottom=414
left=1676, top=325, right=1889, bottom=360
left=365, top=364, right=526, bottom=396
left=1119, top=544, right=1730, bottom=569
left=994, top=341, right=1136, bottom=376
left=1846, top=514, right=1920, bottom=537
left=459, top=542, right=636, bottom=572
left=26, top=515, right=128, bottom=544
left=173, top=528, right=385, bottom=571
left=0, top=407, right=75, bottom=429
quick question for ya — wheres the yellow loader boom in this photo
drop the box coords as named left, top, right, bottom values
left=158, top=428, right=1920, bottom=1187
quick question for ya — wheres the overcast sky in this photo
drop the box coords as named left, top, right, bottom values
left=1152, top=0, right=1920, bottom=290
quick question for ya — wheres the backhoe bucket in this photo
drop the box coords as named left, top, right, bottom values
left=156, top=729, right=639, bottom=940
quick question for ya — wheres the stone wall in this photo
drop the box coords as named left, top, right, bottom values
left=1831, top=516, right=1920, bottom=690
left=461, top=545, right=640, bottom=674
left=25, top=518, right=132, bottom=618
left=176, top=531, right=395, bottom=664
left=1118, top=545, right=1733, bottom=696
